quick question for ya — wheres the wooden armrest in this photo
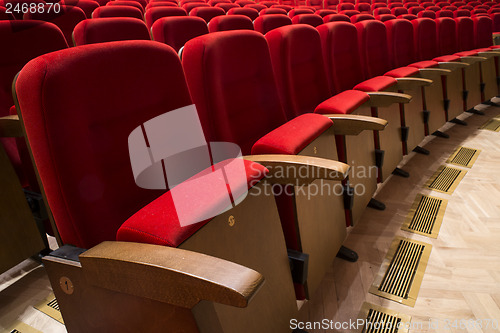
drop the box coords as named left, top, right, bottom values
left=395, top=77, right=432, bottom=90
left=0, top=115, right=23, bottom=138
left=365, top=91, right=412, bottom=108
left=243, top=155, right=349, bottom=185
left=477, top=52, right=497, bottom=59
left=460, top=56, right=487, bottom=64
left=418, top=68, right=452, bottom=78
left=321, top=114, right=388, bottom=135
left=79, top=241, right=264, bottom=309
left=438, top=62, right=469, bottom=70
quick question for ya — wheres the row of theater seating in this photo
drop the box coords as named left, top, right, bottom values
left=5, top=17, right=500, bottom=330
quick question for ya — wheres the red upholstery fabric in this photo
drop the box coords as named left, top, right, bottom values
left=409, top=5, right=425, bottom=14
left=252, top=114, right=333, bottom=155
left=145, top=7, right=188, bottom=29
left=228, top=7, right=259, bottom=20
left=23, top=5, right=86, bottom=45
left=273, top=5, right=293, bottom=12
left=316, top=9, right=337, bottom=17
left=92, top=6, right=144, bottom=19
left=433, top=54, right=461, bottom=61
left=307, top=0, right=323, bottom=9
left=323, top=13, right=351, bottom=22
left=455, top=50, right=478, bottom=56
left=190, top=7, right=225, bottom=22
left=418, top=10, right=436, bottom=18
left=182, top=2, right=210, bottom=12
left=377, top=14, right=397, bottom=21
left=146, top=2, right=180, bottom=9
left=208, top=14, right=254, bottom=32
left=291, top=13, right=324, bottom=26
left=355, top=2, right=371, bottom=12
left=288, top=7, right=314, bottom=17
left=436, top=17, right=459, bottom=55
left=254, top=14, right=292, bottom=33
left=0, top=21, right=68, bottom=188
left=407, top=60, right=438, bottom=68
left=209, top=0, right=231, bottom=6
left=356, top=20, right=396, bottom=78
left=456, top=16, right=477, bottom=51
left=260, top=8, right=288, bottom=15
left=350, top=13, right=375, bottom=22
left=107, top=0, right=145, bottom=13
left=15, top=40, right=193, bottom=249
left=337, top=2, right=355, bottom=10
left=266, top=25, right=333, bottom=119
left=314, top=89, right=370, bottom=114
left=216, top=3, right=240, bottom=12
left=473, top=15, right=494, bottom=47
left=317, top=21, right=366, bottom=92
left=260, top=1, right=279, bottom=7
left=340, top=9, right=360, bottom=16
left=385, top=18, right=416, bottom=67
left=0, top=6, right=15, bottom=20
left=454, top=9, right=471, bottom=17
left=182, top=31, right=288, bottom=155
left=392, top=6, right=408, bottom=15
left=354, top=75, right=397, bottom=90
left=412, top=18, right=439, bottom=61
left=436, top=9, right=453, bottom=17
left=73, top=18, right=150, bottom=46
left=244, top=3, right=267, bottom=12
left=235, top=0, right=256, bottom=6
left=491, top=13, right=500, bottom=32
left=374, top=7, right=392, bottom=15
left=117, top=159, right=269, bottom=247
left=151, top=17, right=208, bottom=52
left=426, top=5, right=441, bottom=11
left=60, top=0, right=100, bottom=18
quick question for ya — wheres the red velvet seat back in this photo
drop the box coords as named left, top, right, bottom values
left=316, top=9, right=337, bottom=16
left=254, top=14, right=292, bottom=33
left=266, top=25, right=332, bottom=119
left=208, top=14, right=254, bottom=31
left=392, top=6, right=408, bottom=15
left=340, top=9, right=360, bottom=15
left=455, top=16, right=476, bottom=51
left=409, top=5, right=425, bottom=14
left=227, top=7, right=259, bottom=20
left=182, top=31, right=288, bottom=153
left=356, top=20, right=392, bottom=78
left=412, top=18, right=439, bottom=61
left=260, top=7, right=288, bottom=15
left=60, top=0, right=100, bottom=18
left=317, top=21, right=365, bottom=92
left=473, top=15, right=493, bottom=47
left=491, top=12, right=500, bottom=31
left=291, top=13, right=324, bottom=25
left=374, top=7, right=391, bottom=15
left=418, top=10, right=436, bottom=18
left=435, top=17, right=459, bottom=55
left=15, top=40, right=192, bottom=249
left=350, top=13, right=375, bottom=22
left=436, top=9, right=453, bottom=17
left=385, top=18, right=416, bottom=67
left=355, top=2, right=371, bottom=12
left=323, top=13, right=351, bottom=21
left=92, top=5, right=144, bottom=19
left=306, top=0, right=322, bottom=9
left=216, top=3, right=240, bottom=12
left=107, top=0, right=145, bottom=13
left=23, top=5, right=86, bottom=45
left=0, top=6, right=15, bottom=20
left=145, top=7, right=188, bottom=29
left=189, top=6, right=225, bottom=22
left=182, top=2, right=209, bottom=12
left=378, top=13, right=397, bottom=20
left=337, top=2, right=355, bottom=10
left=73, top=18, right=151, bottom=46
left=145, top=2, right=180, bottom=9
left=455, top=9, right=472, bottom=16
left=272, top=5, right=293, bottom=12
left=151, top=16, right=208, bottom=52
left=288, top=7, right=314, bottom=17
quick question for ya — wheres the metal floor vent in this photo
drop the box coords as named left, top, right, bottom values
left=358, top=303, right=411, bottom=333
left=446, top=146, right=481, bottom=168
left=370, top=237, right=432, bottom=307
left=34, top=294, right=64, bottom=324
left=480, top=118, right=500, bottom=131
left=402, top=194, right=448, bottom=238
left=425, top=166, right=467, bottom=194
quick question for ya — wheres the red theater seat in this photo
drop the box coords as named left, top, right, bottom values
left=378, top=13, right=397, bottom=20
left=23, top=5, right=86, bottom=45
left=272, top=4, right=293, bottom=11
left=288, top=7, right=314, bottom=17
left=60, top=0, right=100, bottom=18
left=323, top=12, right=350, bottom=21
left=228, top=7, right=259, bottom=20
left=92, top=5, right=144, bottom=19
left=244, top=3, right=267, bottom=11
left=260, top=7, right=288, bottom=15
left=73, top=18, right=150, bottom=46
left=291, top=13, right=323, bottom=25
left=391, top=6, right=408, bottom=15
left=216, top=2, right=239, bottom=11
left=0, top=6, right=14, bottom=20
left=145, top=7, right=187, bottom=29
left=182, top=2, right=209, bottom=12
left=436, top=9, right=453, bottom=17
left=189, top=6, right=225, bottom=22
left=316, top=9, right=337, bottom=16
left=145, top=2, right=180, bottom=9
left=339, top=9, right=360, bottom=15
left=374, top=7, right=391, bottom=15
left=350, top=13, right=374, bottom=22
left=254, top=13, right=292, bottom=33
left=107, top=0, right=145, bottom=13
left=208, top=14, right=253, bottom=31
left=418, top=9, right=436, bottom=17
left=151, top=16, right=208, bottom=51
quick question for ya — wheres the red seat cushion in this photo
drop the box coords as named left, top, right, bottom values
left=490, top=45, right=500, bottom=49
left=455, top=50, right=478, bottom=56
left=117, top=159, right=268, bottom=247
left=314, top=90, right=370, bottom=115
left=433, top=54, right=461, bottom=61
left=407, top=60, right=438, bottom=68
left=385, top=66, right=421, bottom=77
left=251, top=113, right=333, bottom=155
left=354, top=76, right=397, bottom=91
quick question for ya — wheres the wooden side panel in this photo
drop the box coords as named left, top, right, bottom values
left=0, top=143, right=44, bottom=273
left=422, top=71, right=447, bottom=134
left=401, top=83, right=426, bottom=152
left=464, top=63, right=482, bottom=109
left=181, top=184, right=299, bottom=333
left=295, top=126, right=347, bottom=297
left=481, top=58, right=498, bottom=102
left=446, top=69, right=466, bottom=121
left=347, top=105, right=378, bottom=225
